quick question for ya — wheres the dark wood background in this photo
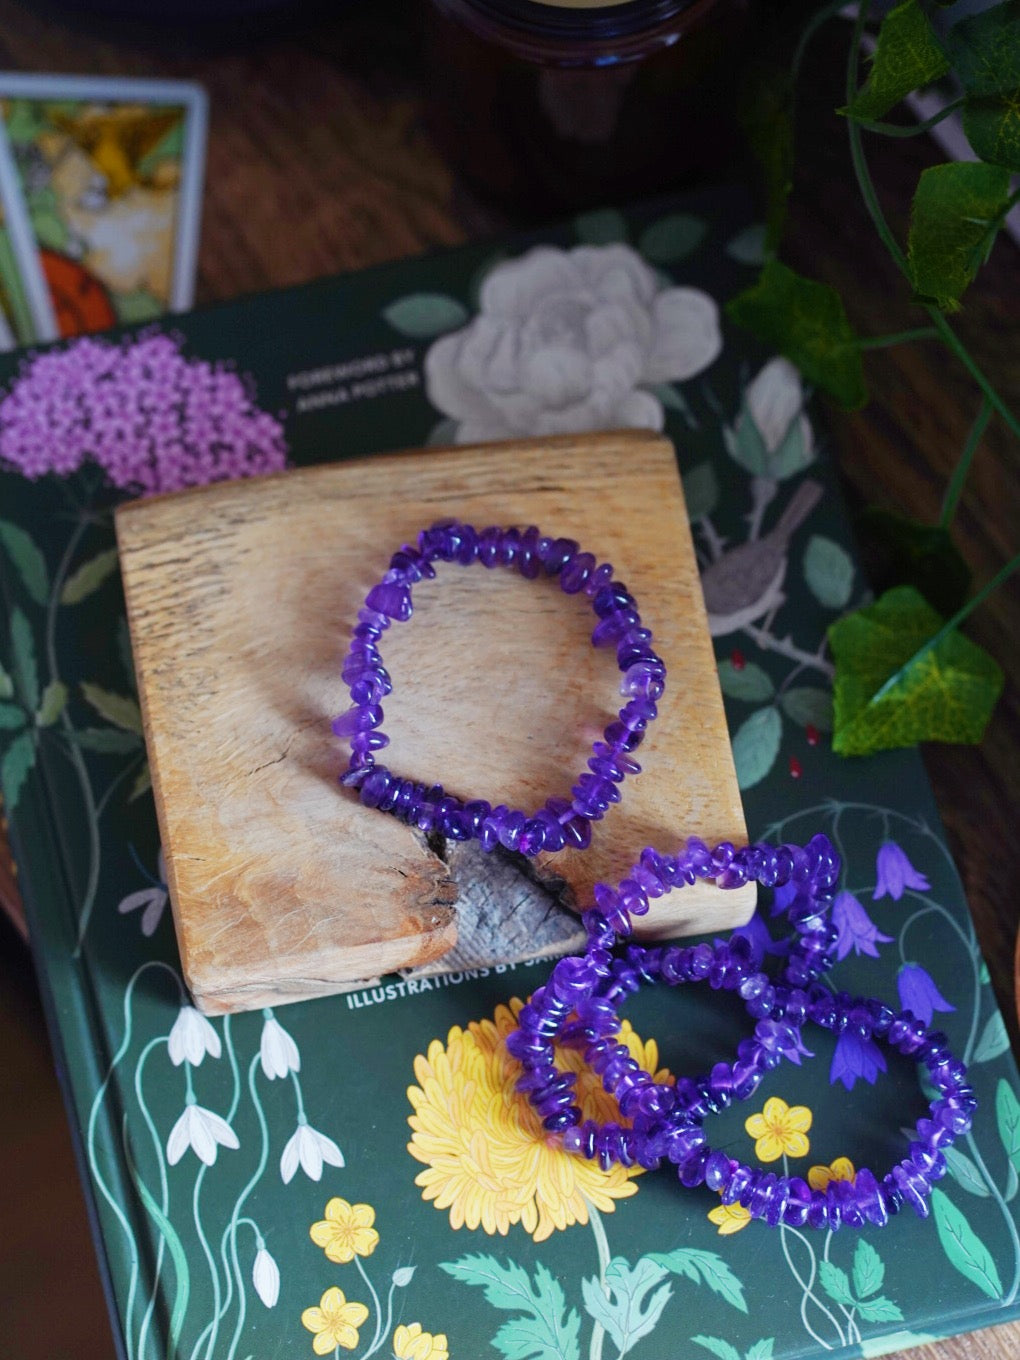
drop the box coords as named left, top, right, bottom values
left=0, top=2, right=1017, bottom=1357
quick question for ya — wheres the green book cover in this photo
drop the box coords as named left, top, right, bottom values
left=1, top=188, right=1019, bottom=1360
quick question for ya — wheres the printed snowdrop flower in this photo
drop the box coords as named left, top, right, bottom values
left=874, top=841, right=931, bottom=900
left=259, top=1009, right=300, bottom=1079
left=832, top=891, right=894, bottom=961
left=280, top=1116, right=345, bottom=1184
left=117, top=847, right=168, bottom=936
left=738, top=357, right=813, bottom=459
left=897, top=963, right=955, bottom=1025
left=166, top=1098, right=240, bottom=1166
left=425, top=243, right=721, bottom=442
left=745, top=1096, right=812, bottom=1162
left=252, top=1245, right=280, bottom=1307
left=167, top=1004, right=222, bottom=1067
left=830, top=1030, right=887, bottom=1091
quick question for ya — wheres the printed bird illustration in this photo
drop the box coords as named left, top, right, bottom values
left=700, top=477, right=823, bottom=636
left=49, top=104, right=182, bottom=198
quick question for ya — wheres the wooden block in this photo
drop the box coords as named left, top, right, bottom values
left=116, top=432, right=754, bottom=1013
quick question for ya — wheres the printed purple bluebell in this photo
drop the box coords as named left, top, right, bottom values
left=897, top=963, right=955, bottom=1025
left=832, top=890, right=894, bottom=960
left=873, top=841, right=931, bottom=901
left=830, top=1028, right=888, bottom=1091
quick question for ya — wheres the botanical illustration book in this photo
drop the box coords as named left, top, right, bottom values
left=1, top=187, right=1019, bottom=1360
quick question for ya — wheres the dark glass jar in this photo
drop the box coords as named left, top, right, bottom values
left=421, top=0, right=753, bottom=213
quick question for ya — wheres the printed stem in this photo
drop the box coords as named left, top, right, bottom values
left=940, top=397, right=993, bottom=530
left=697, top=514, right=727, bottom=564
left=587, top=1201, right=611, bottom=1360
left=356, top=1255, right=385, bottom=1357
left=739, top=621, right=835, bottom=678
left=854, top=327, right=939, bottom=350
left=780, top=1221, right=845, bottom=1348
left=134, top=1037, right=175, bottom=1360
left=290, top=1068, right=308, bottom=1123
left=821, top=1231, right=859, bottom=1344
left=226, top=1054, right=271, bottom=1360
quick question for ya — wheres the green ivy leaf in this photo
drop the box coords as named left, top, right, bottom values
left=80, top=682, right=144, bottom=735
left=852, top=1239, right=885, bottom=1299
left=645, top=1247, right=748, bottom=1312
left=828, top=585, right=1004, bottom=755
left=35, top=679, right=67, bottom=727
left=0, top=520, right=49, bottom=605
left=10, top=608, right=39, bottom=712
left=855, top=508, right=971, bottom=617
left=574, top=209, right=628, bottom=245
left=682, top=461, right=719, bottom=521
left=844, top=0, right=950, bottom=122
left=907, top=162, right=1012, bottom=311
left=973, top=1010, right=1011, bottom=1062
left=638, top=214, right=707, bottom=264
left=0, top=662, right=12, bottom=700
left=996, top=1079, right=1020, bottom=1175
left=0, top=729, right=35, bottom=811
left=944, top=1144, right=992, bottom=1196
left=818, top=1261, right=854, bottom=1308
left=718, top=659, right=775, bottom=703
left=75, top=727, right=143, bottom=755
left=383, top=293, right=468, bottom=340
left=962, top=96, right=1020, bottom=173
left=60, top=547, right=120, bottom=605
left=0, top=703, right=26, bottom=729
left=855, top=1296, right=905, bottom=1324
left=944, top=1, right=1020, bottom=97
left=731, top=706, right=782, bottom=789
left=931, top=1188, right=1004, bottom=1299
left=726, top=225, right=767, bottom=267
left=726, top=262, right=866, bottom=410
left=780, top=686, right=833, bottom=731
left=692, top=1338, right=742, bottom=1360
left=804, top=534, right=855, bottom=609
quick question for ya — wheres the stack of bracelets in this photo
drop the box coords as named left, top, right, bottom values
left=334, top=521, right=975, bottom=1232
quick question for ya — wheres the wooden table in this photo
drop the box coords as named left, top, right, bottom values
left=0, top=4, right=1016, bottom=1358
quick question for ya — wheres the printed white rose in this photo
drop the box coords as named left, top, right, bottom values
left=252, top=1246, right=280, bottom=1308
left=739, top=356, right=813, bottom=458
left=425, top=243, right=721, bottom=442
left=259, top=1011, right=300, bottom=1080
left=167, top=1004, right=221, bottom=1067
left=280, top=1119, right=346, bottom=1184
left=166, top=1101, right=240, bottom=1166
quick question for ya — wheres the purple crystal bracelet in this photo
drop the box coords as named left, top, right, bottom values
left=334, top=521, right=664, bottom=855
left=508, top=834, right=974, bottom=1230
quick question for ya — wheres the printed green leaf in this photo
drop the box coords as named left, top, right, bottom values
left=745, top=1342, right=775, bottom=1360
left=645, top=1247, right=748, bottom=1313
left=1, top=729, right=35, bottom=811
left=828, top=585, right=1004, bottom=755
left=574, top=209, right=628, bottom=245
left=581, top=1257, right=671, bottom=1354
left=726, top=262, right=866, bottom=410
left=944, top=1144, right=991, bottom=1196
left=74, top=727, right=144, bottom=755
left=691, top=1338, right=742, bottom=1360
left=60, top=547, right=120, bottom=605
left=0, top=703, right=26, bottom=729
left=650, top=384, right=697, bottom=433
left=907, top=162, right=1011, bottom=311
left=844, top=0, right=950, bottom=121
left=996, top=1079, right=1020, bottom=1174
left=962, top=95, right=1020, bottom=173
left=855, top=1296, right=905, bottom=1324
left=1007, top=1161, right=1019, bottom=1203
left=130, top=762, right=152, bottom=801
left=804, top=534, right=855, bottom=609
left=639, top=214, right=707, bottom=264
left=718, top=659, right=775, bottom=703
left=35, top=679, right=67, bottom=727
left=981, top=960, right=991, bottom=984
left=931, top=1188, right=1004, bottom=1299
left=0, top=520, right=49, bottom=605
left=780, top=686, right=833, bottom=731
left=441, top=1257, right=580, bottom=1360
left=853, top=1239, right=885, bottom=1299
left=818, top=1260, right=854, bottom=1308
left=974, top=1010, right=1011, bottom=1062
left=723, top=411, right=770, bottom=477
left=10, top=608, right=39, bottom=712
left=682, top=461, right=719, bottom=521
left=855, top=508, right=971, bottom=618
left=944, top=1, right=1020, bottom=97
left=392, top=1266, right=415, bottom=1288
left=731, top=706, right=782, bottom=789
left=80, top=683, right=143, bottom=735
left=383, top=293, right=468, bottom=340
left=0, top=662, right=12, bottom=700
left=726, top=225, right=767, bottom=267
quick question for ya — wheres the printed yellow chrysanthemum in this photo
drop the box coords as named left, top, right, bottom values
left=808, top=1156, right=856, bottom=1192
left=745, top=1096, right=812, bottom=1163
left=393, top=1321, right=450, bottom=1360
left=309, top=1198, right=379, bottom=1263
left=406, top=997, right=670, bottom=1242
left=707, top=1201, right=752, bottom=1235
left=301, top=1286, right=369, bottom=1354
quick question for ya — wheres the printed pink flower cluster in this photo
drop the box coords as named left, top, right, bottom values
left=0, top=333, right=287, bottom=494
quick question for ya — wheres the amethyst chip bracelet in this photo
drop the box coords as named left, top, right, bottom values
left=334, top=521, right=665, bottom=855
left=508, top=833, right=974, bottom=1230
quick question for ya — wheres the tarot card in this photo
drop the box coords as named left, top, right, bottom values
left=0, top=74, right=207, bottom=337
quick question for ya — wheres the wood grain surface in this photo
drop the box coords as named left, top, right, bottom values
left=116, top=434, right=753, bottom=1011
left=0, top=3, right=1016, bottom=1358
